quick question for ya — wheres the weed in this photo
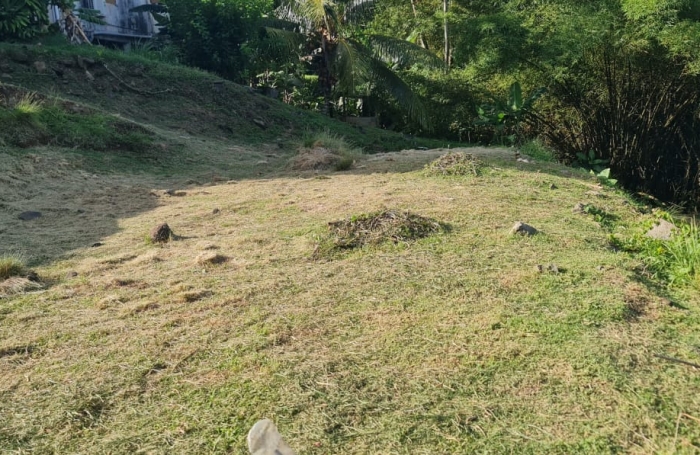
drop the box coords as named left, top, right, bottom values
left=0, top=253, right=25, bottom=279
left=12, top=92, right=43, bottom=119
left=333, top=156, right=354, bottom=171
left=583, top=204, right=619, bottom=230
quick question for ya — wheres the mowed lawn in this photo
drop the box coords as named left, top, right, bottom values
left=1, top=150, right=699, bottom=454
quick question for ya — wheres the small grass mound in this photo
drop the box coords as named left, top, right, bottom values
left=291, top=131, right=362, bottom=172
left=316, top=210, right=446, bottom=257
left=424, top=152, right=483, bottom=176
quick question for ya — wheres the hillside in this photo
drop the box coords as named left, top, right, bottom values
left=1, top=43, right=700, bottom=454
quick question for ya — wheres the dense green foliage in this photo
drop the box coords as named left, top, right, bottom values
left=0, top=0, right=48, bottom=39
left=5, top=0, right=700, bottom=207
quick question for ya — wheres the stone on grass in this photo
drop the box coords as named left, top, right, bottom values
left=33, top=61, right=47, bottom=73
left=511, top=221, right=538, bottom=236
left=645, top=219, right=677, bottom=241
left=18, top=211, right=41, bottom=221
left=150, top=223, right=173, bottom=243
left=247, top=419, right=297, bottom=455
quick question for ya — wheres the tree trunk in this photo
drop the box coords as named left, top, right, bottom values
left=443, top=0, right=450, bottom=67
left=410, top=0, right=427, bottom=49
left=319, top=34, right=334, bottom=117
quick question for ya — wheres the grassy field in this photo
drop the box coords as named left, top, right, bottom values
left=1, top=43, right=700, bottom=454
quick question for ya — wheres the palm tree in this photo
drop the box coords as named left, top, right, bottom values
left=266, top=0, right=443, bottom=128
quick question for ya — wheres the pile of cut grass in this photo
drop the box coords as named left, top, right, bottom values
left=292, top=131, right=363, bottom=172
left=424, top=152, right=483, bottom=176
left=317, top=210, right=446, bottom=256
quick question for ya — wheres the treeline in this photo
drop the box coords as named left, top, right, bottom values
left=3, top=0, right=700, bottom=208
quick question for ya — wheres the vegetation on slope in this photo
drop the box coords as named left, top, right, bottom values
left=0, top=38, right=699, bottom=455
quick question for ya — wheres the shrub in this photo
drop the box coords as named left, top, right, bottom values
left=0, top=0, right=48, bottom=40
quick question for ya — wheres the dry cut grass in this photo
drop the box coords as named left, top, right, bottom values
left=1, top=147, right=699, bottom=454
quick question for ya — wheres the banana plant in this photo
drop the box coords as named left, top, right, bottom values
left=475, top=81, right=546, bottom=146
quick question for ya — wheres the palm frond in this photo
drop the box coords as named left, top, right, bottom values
left=263, top=27, right=307, bottom=54
left=342, top=0, right=378, bottom=24
left=275, top=2, right=313, bottom=31
left=369, top=57, right=429, bottom=129
left=333, top=38, right=371, bottom=94
left=300, top=0, right=328, bottom=28
left=368, top=35, right=443, bottom=69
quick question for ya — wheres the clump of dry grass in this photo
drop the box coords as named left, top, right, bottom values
left=0, top=277, right=43, bottom=295
left=317, top=210, right=446, bottom=257
left=195, top=252, right=228, bottom=265
left=424, top=152, right=483, bottom=176
left=0, top=253, right=25, bottom=280
left=291, top=131, right=362, bottom=171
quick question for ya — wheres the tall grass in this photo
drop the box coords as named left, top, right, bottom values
left=11, top=92, right=43, bottom=119
left=0, top=253, right=25, bottom=280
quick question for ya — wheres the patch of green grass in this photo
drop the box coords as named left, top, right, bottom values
left=520, top=138, right=556, bottom=162
left=0, top=253, right=25, bottom=279
left=613, top=217, right=700, bottom=288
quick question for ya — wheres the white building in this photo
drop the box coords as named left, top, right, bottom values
left=48, top=0, right=158, bottom=46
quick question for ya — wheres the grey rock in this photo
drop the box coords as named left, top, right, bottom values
left=646, top=219, right=677, bottom=241
left=247, top=419, right=296, bottom=455
left=511, top=221, right=538, bottom=236
left=66, top=271, right=79, bottom=279
left=33, top=61, right=47, bottom=73
left=18, top=211, right=42, bottom=221
left=253, top=119, right=267, bottom=129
